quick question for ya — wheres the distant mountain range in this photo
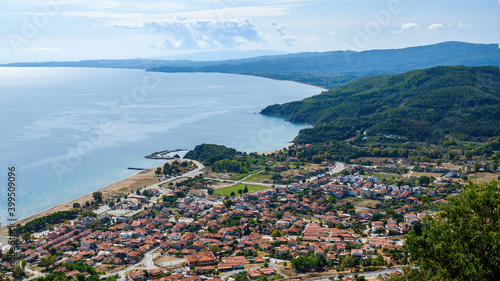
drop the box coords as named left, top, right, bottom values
left=261, top=65, right=500, bottom=144
left=149, top=41, right=498, bottom=88
left=144, top=49, right=288, bottom=61
left=2, top=41, right=498, bottom=89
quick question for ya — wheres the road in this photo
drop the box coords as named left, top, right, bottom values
left=309, top=266, right=414, bottom=281
left=328, top=162, right=346, bottom=175
left=204, top=178, right=287, bottom=188
left=25, top=267, right=45, bottom=280
left=221, top=258, right=286, bottom=279
left=147, top=160, right=205, bottom=191
left=204, top=162, right=346, bottom=189
left=100, top=246, right=162, bottom=280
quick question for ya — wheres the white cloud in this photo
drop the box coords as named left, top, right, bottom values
left=328, top=31, right=336, bottom=35
left=401, top=22, right=420, bottom=30
left=428, top=23, right=444, bottom=30
left=393, top=30, right=403, bottom=34
left=272, top=22, right=286, bottom=37
left=281, top=36, right=297, bottom=47
left=457, top=22, right=471, bottom=28
left=272, top=21, right=297, bottom=47
left=117, top=18, right=263, bottom=50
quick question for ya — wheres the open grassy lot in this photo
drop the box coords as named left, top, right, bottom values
left=214, top=183, right=267, bottom=196
left=371, top=173, right=404, bottom=182
left=467, top=172, right=499, bottom=183
left=244, top=172, right=272, bottom=183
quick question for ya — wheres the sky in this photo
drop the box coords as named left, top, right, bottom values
left=0, top=0, right=498, bottom=63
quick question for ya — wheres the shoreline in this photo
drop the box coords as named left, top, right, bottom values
left=1, top=140, right=295, bottom=235
left=1, top=165, right=164, bottom=240
left=259, top=143, right=294, bottom=155
left=224, top=72, right=329, bottom=91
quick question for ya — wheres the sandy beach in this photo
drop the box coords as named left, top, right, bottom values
left=1, top=165, right=163, bottom=240
left=0, top=140, right=294, bottom=240
left=259, top=143, right=294, bottom=155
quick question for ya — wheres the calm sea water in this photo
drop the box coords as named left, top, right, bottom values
left=0, top=67, right=320, bottom=224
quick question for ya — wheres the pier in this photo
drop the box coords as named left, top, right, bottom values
left=145, top=149, right=189, bottom=159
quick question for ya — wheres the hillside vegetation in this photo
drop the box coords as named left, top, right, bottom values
left=149, top=42, right=498, bottom=88
left=261, top=66, right=500, bottom=144
left=184, top=143, right=241, bottom=165
left=3, top=41, right=497, bottom=89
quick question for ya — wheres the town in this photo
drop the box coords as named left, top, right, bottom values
left=4, top=141, right=493, bottom=281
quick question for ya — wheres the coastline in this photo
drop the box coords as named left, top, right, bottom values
left=1, top=165, right=163, bottom=240
left=259, top=143, right=294, bottom=155
left=0, top=69, right=321, bottom=245
left=1, top=140, right=295, bottom=237
left=188, top=71, right=328, bottom=92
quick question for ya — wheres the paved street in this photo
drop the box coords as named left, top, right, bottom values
left=309, top=266, right=417, bottom=280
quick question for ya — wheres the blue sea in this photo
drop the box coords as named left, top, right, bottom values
left=0, top=67, right=321, bottom=225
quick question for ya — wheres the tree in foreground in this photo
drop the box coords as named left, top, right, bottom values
left=403, top=180, right=499, bottom=280
left=92, top=191, right=103, bottom=203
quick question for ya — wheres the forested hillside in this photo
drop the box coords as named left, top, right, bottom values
left=261, top=66, right=500, bottom=144
left=184, top=143, right=241, bottom=165
left=150, top=42, right=497, bottom=88
left=3, top=41, right=497, bottom=89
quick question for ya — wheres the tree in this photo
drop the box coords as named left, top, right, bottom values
left=473, top=161, right=481, bottom=172
left=224, top=199, right=233, bottom=209
left=174, top=214, right=182, bottom=222
left=207, top=188, right=214, bottom=195
left=77, top=273, right=86, bottom=281
left=82, top=210, right=97, bottom=217
left=271, top=229, right=282, bottom=238
left=12, top=264, right=24, bottom=279
left=210, top=246, right=222, bottom=257
left=418, top=176, right=431, bottom=186
left=341, top=255, right=359, bottom=268
left=89, top=220, right=101, bottom=230
left=275, top=211, right=284, bottom=219
left=230, top=191, right=236, bottom=197
left=238, top=189, right=243, bottom=196
left=92, top=191, right=103, bottom=203
left=21, top=232, right=32, bottom=243
left=73, top=202, right=81, bottom=209
left=355, top=275, right=366, bottom=281
left=234, top=271, right=250, bottom=281
left=405, top=180, right=500, bottom=280
left=155, top=167, right=162, bottom=177
left=40, top=254, right=56, bottom=268
left=243, top=185, right=249, bottom=193
left=271, top=173, right=282, bottom=183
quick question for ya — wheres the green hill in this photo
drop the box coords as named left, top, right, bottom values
left=184, top=143, right=241, bottom=165
left=3, top=41, right=497, bottom=89
left=261, top=65, right=500, bottom=144
left=149, top=41, right=498, bottom=88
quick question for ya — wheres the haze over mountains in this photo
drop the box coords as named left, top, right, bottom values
left=2, top=41, right=498, bottom=89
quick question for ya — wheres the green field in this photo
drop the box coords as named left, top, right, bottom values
left=371, top=173, right=404, bottom=182
left=214, top=183, right=267, bottom=197
left=244, top=173, right=272, bottom=183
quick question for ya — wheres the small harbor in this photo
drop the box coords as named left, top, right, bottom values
left=145, top=149, right=189, bottom=159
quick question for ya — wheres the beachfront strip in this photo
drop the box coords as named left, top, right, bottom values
left=1, top=165, right=447, bottom=281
